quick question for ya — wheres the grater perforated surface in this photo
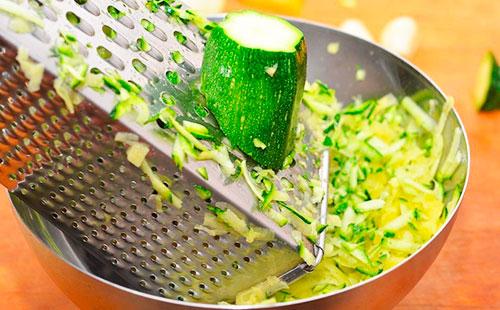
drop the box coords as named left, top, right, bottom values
left=0, top=40, right=302, bottom=303
left=0, top=0, right=330, bottom=303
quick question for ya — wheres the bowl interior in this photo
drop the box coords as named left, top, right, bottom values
left=10, top=18, right=469, bottom=308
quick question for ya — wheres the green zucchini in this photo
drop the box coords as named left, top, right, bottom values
left=201, top=10, right=307, bottom=169
left=474, top=51, right=500, bottom=111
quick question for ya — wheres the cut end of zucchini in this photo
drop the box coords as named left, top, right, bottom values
left=474, top=51, right=500, bottom=111
left=221, top=10, right=303, bottom=53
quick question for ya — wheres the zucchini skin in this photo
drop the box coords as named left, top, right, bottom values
left=201, top=25, right=307, bottom=170
left=482, top=60, right=500, bottom=111
left=477, top=51, right=500, bottom=111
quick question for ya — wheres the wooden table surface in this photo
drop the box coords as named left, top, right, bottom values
left=0, top=0, right=499, bottom=309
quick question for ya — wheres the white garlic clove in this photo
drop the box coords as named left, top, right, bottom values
left=380, top=16, right=419, bottom=59
left=338, top=19, right=375, bottom=42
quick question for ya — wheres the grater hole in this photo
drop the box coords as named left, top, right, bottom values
left=150, top=274, right=156, bottom=281
left=173, top=31, right=199, bottom=53
left=142, top=19, right=168, bottom=41
left=132, top=59, right=153, bottom=78
left=165, top=71, right=180, bottom=85
left=32, top=27, right=50, bottom=43
left=102, top=25, right=129, bottom=49
left=255, top=249, right=263, bottom=256
left=177, top=59, right=196, bottom=74
left=199, top=283, right=207, bottom=290
left=42, top=5, right=57, bottom=21
left=97, top=46, right=125, bottom=70
left=244, top=257, right=251, bottom=263
left=234, top=242, right=241, bottom=248
left=188, top=290, right=196, bottom=297
left=121, top=0, right=139, bottom=9
left=79, top=0, right=100, bottom=16
left=145, top=46, right=164, bottom=62
left=66, top=12, right=95, bottom=36
left=177, top=296, right=184, bottom=302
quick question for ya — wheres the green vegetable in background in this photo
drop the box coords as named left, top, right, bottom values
left=474, top=51, right=500, bottom=111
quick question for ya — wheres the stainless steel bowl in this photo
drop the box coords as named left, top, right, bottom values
left=9, top=18, right=470, bottom=309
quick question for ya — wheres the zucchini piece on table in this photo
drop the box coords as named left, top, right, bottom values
left=474, top=51, right=500, bottom=111
left=201, top=10, right=307, bottom=169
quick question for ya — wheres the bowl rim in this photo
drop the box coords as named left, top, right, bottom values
left=9, top=15, right=471, bottom=310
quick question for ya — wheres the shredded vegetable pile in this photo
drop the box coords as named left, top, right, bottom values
left=253, top=82, right=464, bottom=303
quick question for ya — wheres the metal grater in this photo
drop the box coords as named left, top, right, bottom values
left=0, top=0, right=329, bottom=304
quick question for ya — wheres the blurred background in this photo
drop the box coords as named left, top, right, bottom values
left=0, top=0, right=498, bottom=309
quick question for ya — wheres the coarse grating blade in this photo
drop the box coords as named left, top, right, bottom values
left=0, top=0, right=329, bottom=304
